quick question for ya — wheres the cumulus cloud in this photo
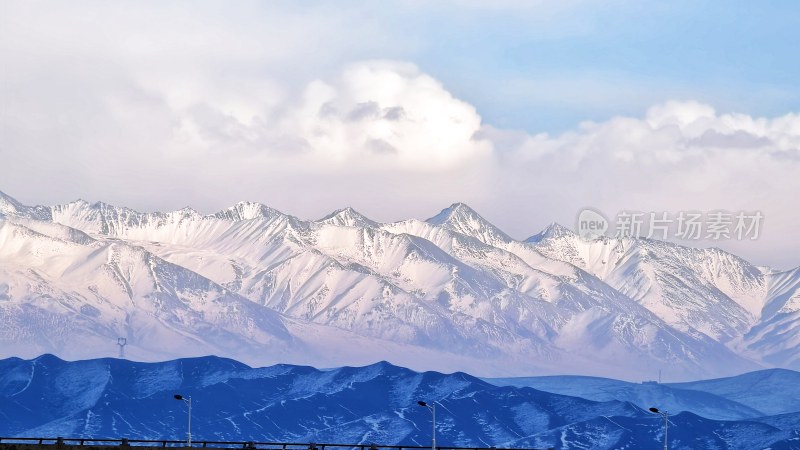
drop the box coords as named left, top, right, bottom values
left=163, top=60, right=493, bottom=171
left=172, top=62, right=485, bottom=163
left=283, top=62, right=491, bottom=168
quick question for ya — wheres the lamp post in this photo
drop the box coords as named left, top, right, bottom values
left=649, top=407, right=668, bottom=450
left=174, top=394, right=192, bottom=447
left=417, top=400, right=436, bottom=450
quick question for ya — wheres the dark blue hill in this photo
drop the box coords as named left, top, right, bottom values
left=1, top=355, right=798, bottom=450
left=512, top=412, right=799, bottom=450
left=667, top=368, right=800, bottom=416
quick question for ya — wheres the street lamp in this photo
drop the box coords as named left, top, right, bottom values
left=649, top=407, right=668, bottom=450
left=417, top=400, right=436, bottom=450
left=174, top=394, right=192, bottom=447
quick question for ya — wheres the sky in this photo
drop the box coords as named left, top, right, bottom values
left=1, top=0, right=798, bottom=268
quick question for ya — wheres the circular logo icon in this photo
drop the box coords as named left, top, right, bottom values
left=575, top=208, right=609, bottom=240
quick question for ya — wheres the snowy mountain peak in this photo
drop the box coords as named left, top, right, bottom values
left=426, top=202, right=511, bottom=244
left=214, top=201, right=281, bottom=221
left=0, top=190, right=22, bottom=216
left=86, top=199, right=130, bottom=212
left=526, top=222, right=576, bottom=243
left=427, top=202, right=477, bottom=223
left=0, top=191, right=51, bottom=221
left=57, top=198, right=91, bottom=210
left=317, top=207, right=378, bottom=228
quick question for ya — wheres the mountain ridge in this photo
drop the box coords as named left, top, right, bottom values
left=0, top=190, right=798, bottom=380
left=1, top=355, right=798, bottom=450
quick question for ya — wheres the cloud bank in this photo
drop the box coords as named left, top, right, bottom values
left=1, top=2, right=798, bottom=268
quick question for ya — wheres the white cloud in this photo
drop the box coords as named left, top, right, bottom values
left=0, top=2, right=798, bottom=269
left=506, top=101, right=799, bottom=165
left=150, top=60, right=494, bottom=174
left=195, top=61, right=492, bottom=169
left=483, top=101, right=800, bottom=268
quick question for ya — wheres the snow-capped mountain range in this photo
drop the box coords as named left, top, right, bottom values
left=1, top=190, right=798, bottom=380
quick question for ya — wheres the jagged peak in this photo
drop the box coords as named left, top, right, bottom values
left=90, top=200, right=144, bottom=216
left=215, top=201, right=281, bottom=221
left=0, top=191, right=52, bottom=221
left=90, top=201, right=145, bottom=221
left=526, top=222, right=575, bottom=243
left=49, top=198, right=89, bottom=212
left=54, top=198, right=132, bottom=214
left=317, top=206, right=378, bottom=228
left=426, top=202, right=479, bottom=224
left=51, top=196, right=289, bottom=226
left=0, top=190, right=23, bottom=213
left=426, top=202, right=511, bottom=243
left=176, top=206, right=200, bottom=215
left=75, top=200, right=202, bottom=220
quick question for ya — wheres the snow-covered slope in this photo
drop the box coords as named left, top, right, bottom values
left=744, top=268, right=800, bottom=368
left=0, top=190, right=797, bottom=379
left=0, top=217, right=298, bottom=363
left=526, top=226, right=800, bottom=371
left=529, top=230, right=764, bottom=339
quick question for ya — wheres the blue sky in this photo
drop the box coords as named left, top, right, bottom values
left=1, top=0, right=798, bottom=267
left=402, top=1, right=800, bottom=131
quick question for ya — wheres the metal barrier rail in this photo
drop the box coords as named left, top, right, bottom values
left=0, top=438, right=552, bottom=450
